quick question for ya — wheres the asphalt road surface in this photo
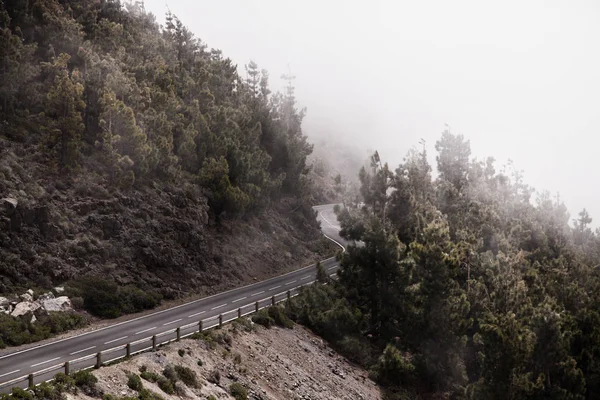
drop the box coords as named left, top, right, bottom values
left=0, top=204, right=347, bottom=390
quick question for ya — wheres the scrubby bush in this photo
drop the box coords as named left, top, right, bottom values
left=156, top=377, right=174, bottom=395
left=0, top=312, right=87, bottom=348
left=251, top=309, right=274, bottom=328
left=69, top=279, right=161, bottom=319
left=207, top=370, right=221, bottom=384
left=197, top=359, right=203, bottom=367
left=162, top=365, right=178, bottom=383
left=267, top=306, right=294, bottom=329
left=138, top=388, right=164, bottom=400
left=72, top=370, right=99, bottom=396
left=174, top=365, right=199, bottom=388
left=178, top=349, right=185, bottom=357
left=229, top=383, right=248, bottom=400
left=232, top=317, right=254, bottom=332
left=207, top=396, right=217, bottom=400
left=140, top=370, right=160, bottom=382
left=10, top=387, right=33, bottom=400
left=127, top=373, right=143, bottom=391
left=252, top=306, right=294, bottom=329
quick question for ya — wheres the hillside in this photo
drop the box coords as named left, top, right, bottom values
left=62, top=320, right=380, bottom=400
left=0, top=0, right=338, bottom=346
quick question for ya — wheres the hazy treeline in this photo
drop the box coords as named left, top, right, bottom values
left=0, top=0, right=314, bottom=217
left=291, top=130, right=600, bottom=399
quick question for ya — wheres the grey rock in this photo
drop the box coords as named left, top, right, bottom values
left=1, top=198, right=17, bottom=216
left=38, top=292, right=55, bottom=301
left=11, top=301, right=41, bottom=317
left=42, top=296, right=72, bottom=312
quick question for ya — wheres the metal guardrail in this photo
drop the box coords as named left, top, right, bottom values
left=0, top=280, right=317, bottom=392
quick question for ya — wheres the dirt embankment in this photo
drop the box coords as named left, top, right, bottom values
left=70, top=322, right=380, bottom=400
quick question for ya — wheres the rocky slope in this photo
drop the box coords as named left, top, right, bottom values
left=68, top=320, right=380, bottom=400
left=0, top=138, right=334, bottom=301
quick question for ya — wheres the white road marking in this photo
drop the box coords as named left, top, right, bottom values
left=211, top=304, right=227, bottom=310
left=163, top=319, right=182, bottom=326
left=104, top=336, right=128, bottom=345
left=31, top=357, right=60, bottom=368
left=69, top=346, right=96, bottom=355
left=0, top=370, right=20, bottom=378
left=319, top=212, right=339, bottom=229
left=328, top=266, right=337, bottom=271
left=188, top=311, right=205, bottom=318
left=135, top=327, right=156, bottom=335
left=269, top=285, right=281, bottom=291
left=301, top=275, right=311, bottom=280
left=285, top=280, right=296, bottom=285
left=232, top=297, right=247, bottom=303
left=251, top=291, right=265, bottom=296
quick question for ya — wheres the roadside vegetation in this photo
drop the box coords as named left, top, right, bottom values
left=287, top=130, right=600, bottom=399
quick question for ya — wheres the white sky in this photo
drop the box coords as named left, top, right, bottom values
left=144, top=0, right=600, bottom=225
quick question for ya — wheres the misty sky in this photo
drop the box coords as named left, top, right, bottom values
left=144, top=0, right=600, bottom=226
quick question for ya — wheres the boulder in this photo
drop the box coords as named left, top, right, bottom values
left=0, top=297, right=11, bottom=314
left=1, top=197, right=17, bottom=216
left=38, top=292, right=55, bottom=301
left=30, top=314, right=37, bottom=324
left=54, top=286, right=65, bottom=294
left=42, top=296, right=72, bottom=312
left=11, top=301, right=41, bottom=317
left=20, top=292, right=33, bottom=302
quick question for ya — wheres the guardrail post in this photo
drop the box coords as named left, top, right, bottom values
left=218, top=314, right=223, bottom=327
left=271, top=295, right=275, bottom=306
left=64, top=361, right=70, bottom=375
left=255, top=301, right=259, bottom=312
left=287, top=290, right=291, bottom=300
left=126, top=343, right=131, bottom=357
left=95, top=352, right=102, bottom=369
left=28, top=373, right=34, bottom=388
left=152, top=335, right=157, bottom=350
left=237, top=308, right=242, bottom=318
left=198, top=320, right=203, bottom=332
left=176, top=327, right=181, bottom=341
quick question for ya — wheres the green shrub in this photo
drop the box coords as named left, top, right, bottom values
left=232, top=317, right=254, bottom=332
left=70, top=279, right=161, bottom=319
left=197, top=359, right=203, bottom=367
left=127, top=373, right=143, bottom=391
left=0, top=312, right=87, bottom=348
left=33, top=381, right=64, bottom=400
left=207, top=396, right=217, bottom=400
left=178, top=349, right=185, bottom=357
left=252, top=309, right=274, bottom=328
left=140, top=370, right=160, bottom=382
left=138, top=388, right=164, bottom=400
left=174, top=365, right=199, bottom=388
left=10, top=388, right=33, bottom=400
left=72, top=369, right=99, bottom=395
left=156, top=377, right=174, bottom=395
left=267, top=306, right=294, bottom=329
left=162, top=365, right=178, bottom=383
left=207, top=370, right=220, bottom=384
left=229, top=383, right=248, bottom=400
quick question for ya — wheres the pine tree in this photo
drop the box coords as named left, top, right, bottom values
left=44, top=53, right=85, bottom=169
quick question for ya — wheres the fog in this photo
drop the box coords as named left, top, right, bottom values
left=144, top=0, right=600, bottom=226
